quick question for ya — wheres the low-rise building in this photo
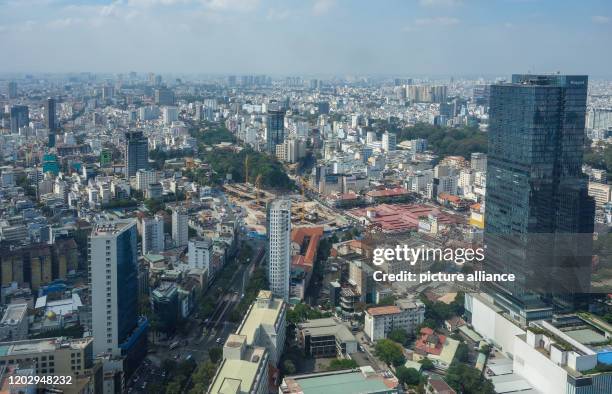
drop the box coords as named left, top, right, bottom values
left=279, top=366, right=399, bottom=394
left=0, top=337, right=97, bottom=381
left=235, top=290, right=287, bottom=366
left=297, top=318, right=357, bottom=358
left=207, top=334, right=269, bottom=394
left=589, top=181, right=611, bottom=208
left=364, top=299, right=425, bottom=341
left=0, top=304, right=28, bottom=341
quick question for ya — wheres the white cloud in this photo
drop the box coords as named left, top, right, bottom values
left=592, top=15, right=610, bottom=24
left=418, top=0, right=462, bottom=7
left=202, top=0, right=259, bottom=12
left=46, top=17, right=83, bottom=29
left=414, top=16, right=460, bottom=26
left=312, top=0, right=335, bottom=16
left=266, top=8, right=291, bottom=21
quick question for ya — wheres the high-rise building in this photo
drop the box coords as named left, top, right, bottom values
left=382, top=131, right=396, bottom=152
left=172, top=207, right=188, bottom=248
left=316, top=101, right=330, bottom=115
left=102, top=85, right=114, bottom=100
left=268, top=199, right=291, bottom=302
left=44, top=97, right=56, bottom=147
left=142, top=215, right=165, bottom=255
left=188, top=238, right=212, bottom=272
left=485, top=74, right=594, bottom=321
left=470, top=152, right=487, bottom=172
left=162, top=106, right=178, bottom=125
left=89, top=220, right=146, bottom=360
left=135, top=169, right=158, bottom=191
left=125, top=131, right=149, bottom=177
left=9, top=105, right=29, bottom=134
left=473, top=84, right=491, bottom=107
left=266, top=109, right=285, bottom=154
left=7, top=81, right=17, bottom=99
left=154, top=88, right=174, bottom=106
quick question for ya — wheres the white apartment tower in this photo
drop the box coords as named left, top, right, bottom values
left=172, top=208, right=188, bottom=247
left=188, top=238, right=212, bottom=271
left=268, top=199, right=291, bottom=302
left=382, top=131, right=397, bottom=152
left=142, top=214, right=165, bottom=255
left=135, top=169, right=158, bottom=191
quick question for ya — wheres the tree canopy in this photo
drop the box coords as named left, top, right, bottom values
left=374, top=339, right=405, bottom=367
left=392, top=122, right=487, bottom=158
left=388, top=329, right=411, bottom=346
left=395, top=366, right=422, bottom=386
left=445, top=362, right=495, bottom=394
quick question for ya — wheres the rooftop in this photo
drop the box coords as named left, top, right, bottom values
left=366, top=306, right=401, bottom=316
left=237, top=291, right=284, bottom=346
left=0, top=304, right=28, bottom=325
left=0, top=337, right=92, bottom=357
left=281, top=368, right=398, bottom=394
left=92, top=220, right=135, bottom=236
left=348, top=204, right=461, bottom=233
left=208, top=347, right=267, bottom=394
left=299, top=318, right=356, bottom=343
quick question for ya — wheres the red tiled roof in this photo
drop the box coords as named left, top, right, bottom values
left=366, top=187, right=409, bottom=198
left=291, top=226, right=324, bottom=267
left=438, top=193, right=461, bottom=203
left=348, top=203, right=462, bottom=232
left=415, top=327, right=446, bottom=356
left=429, top=379, right=457, bottom=394
left=367, top=306, right=401, bottom=316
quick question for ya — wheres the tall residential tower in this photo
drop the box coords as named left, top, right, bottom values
left=268, top=199, right=291, bottom=302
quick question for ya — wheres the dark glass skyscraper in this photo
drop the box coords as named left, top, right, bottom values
left=45, top=97, right=56, bottom=147
left=7, top=81, right=17, bottom=99
left=125, top=131, right=149, bottom=177
left=484, top=74, right=594, bottom=322
left=9, top=105, right=29, bottom=134
left=266, top=109, right=285, bottom=154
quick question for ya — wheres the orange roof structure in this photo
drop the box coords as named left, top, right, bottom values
left=366, top=305, right=401, bottom=316
left=291, top=226, right=324, bottom=268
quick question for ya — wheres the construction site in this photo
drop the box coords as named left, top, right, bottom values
left=222, top=158, right=350, bottom=236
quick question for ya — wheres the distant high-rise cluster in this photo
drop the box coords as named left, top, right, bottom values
left=406, top=84, right=448, bottom=103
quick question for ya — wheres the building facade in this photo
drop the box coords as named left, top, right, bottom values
left=125, top=131, right=149, bottom=177
left=142, top=215, right=165, bottom=255
left=485, top=74, right=595, bottom=320
left=266, top=109, right=285, bottom=154
left=364, top=299, right=425, bottom=341
left=172, top=208, right=188, bottom=248
left=89, top=220, right=142, bottom=357
left=268, top=199, right=291, bottom=302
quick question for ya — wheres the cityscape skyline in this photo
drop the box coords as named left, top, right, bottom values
left=0, top=0, right=611, bottom=76
left=2, top=3, right=612, bottom=391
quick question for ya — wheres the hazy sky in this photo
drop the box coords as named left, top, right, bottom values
left=1, top=0, right=611, bottom=76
